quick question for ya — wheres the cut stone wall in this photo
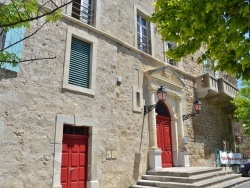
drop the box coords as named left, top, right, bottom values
left=0, top=0, right=236, bottom=187
left=234, top=122, right=250, bottom=158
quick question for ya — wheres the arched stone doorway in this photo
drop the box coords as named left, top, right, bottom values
left=156, top=101, right=173, bottom=167
left=145, top=66, right=190, bottom=169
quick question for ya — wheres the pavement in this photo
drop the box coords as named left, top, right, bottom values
left=236, top=180, right=250, bottom=188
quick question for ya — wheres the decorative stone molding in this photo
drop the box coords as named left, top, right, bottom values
left=145, top=66, right=190, bottom=167
left=132, top=86, right=143, bottom=113
left=145, top=66, right=185, bottom=98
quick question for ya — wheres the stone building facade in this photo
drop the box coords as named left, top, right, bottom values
left=234, top=122, right=250, bottom=158
left=0, top=0, right=238, bottom=188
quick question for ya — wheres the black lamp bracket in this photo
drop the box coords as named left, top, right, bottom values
left=144, top=104, right=157, bottom=116
left=182, top=112, right=199, bottom=121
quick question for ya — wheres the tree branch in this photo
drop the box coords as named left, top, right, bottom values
left=0, top=21, right=49, bottom=52
left=49, top=0, right=59, bottom=9
left=0, top=1, right=72, bottom=28
left=10, top=0, right=22, bottom=21
left=0, top=56, right=56, bottom=63
left=38, top=0, right=51, bottom=16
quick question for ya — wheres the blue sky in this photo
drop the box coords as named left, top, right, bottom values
left=237, top=79, right=243, bottom=89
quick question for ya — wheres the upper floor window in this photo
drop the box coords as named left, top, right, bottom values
left=63, top=27, right=97, bottom=96
left=137, top=14, right=151, bottom=54
left=164, top=41, right=176, bottom=66
left=0, top=27, right=25, bottom=72
left=203, top=59, right=218, bottom=78
left=68, top=37, right=90, bottom=88
left=71, top=0, right=94, bottom=25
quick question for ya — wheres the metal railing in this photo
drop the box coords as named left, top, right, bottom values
left=215, top=149, right=222, bottom=167
left=137, top=34, right=151, bottom=54
left=71, top=1, right=94, bottom=25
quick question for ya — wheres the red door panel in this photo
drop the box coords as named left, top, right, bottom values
left=156, top=115, right=173, bottom=167
left=61, top=134, right=88, bottom=188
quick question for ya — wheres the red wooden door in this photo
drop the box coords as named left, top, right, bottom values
left=61, top=134, right=88, bottom=188
left=156, top=115, right=173, bottom=167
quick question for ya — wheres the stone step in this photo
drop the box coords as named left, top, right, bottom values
left=147, top=167, right=223, bottom=177
left=209, top=177, right=250, bottom=188
left=142, top=170, right=231, bottom=183
left=132, top=185, right=157, bottom=188
left=137, top=174, right=242, bottom=188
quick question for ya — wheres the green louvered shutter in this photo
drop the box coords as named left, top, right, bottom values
left=69, top=37, right=90, bottom=88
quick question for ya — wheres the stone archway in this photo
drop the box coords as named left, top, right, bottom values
left=145, top=66, right=190, bottom=169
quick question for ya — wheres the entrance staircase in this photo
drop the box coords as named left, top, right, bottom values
left=132, top=167, right=250, bottom=188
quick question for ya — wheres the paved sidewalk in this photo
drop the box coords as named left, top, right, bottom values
left=236, top=181, right=250, bottom=188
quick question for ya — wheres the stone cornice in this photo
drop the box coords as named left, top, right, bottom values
left=62, top=14, right=196, bottom=80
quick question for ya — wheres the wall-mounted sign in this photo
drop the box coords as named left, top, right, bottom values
left=106, top=150, right=117, bottom=160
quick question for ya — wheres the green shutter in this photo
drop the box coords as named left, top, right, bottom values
left=69, top=37, right=90, bottom=88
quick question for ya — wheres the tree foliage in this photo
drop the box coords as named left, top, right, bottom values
left=150, top=0, right=250, bottom=80
left=232, top=80, right=250, bottom=135
left=0, top=0, right=71, bottom=66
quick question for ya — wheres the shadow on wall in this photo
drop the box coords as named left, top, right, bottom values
left=0, top=68, right=17, bottom=80
left=190, top=99, right=232, bottom=166
left=133, top=109, right=147, bottom=181
left=133, top=153, right=141, bottom=181
left=132, top=68, right=150, bottom=181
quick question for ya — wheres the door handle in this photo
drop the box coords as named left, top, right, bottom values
left=69, top=167, right=73, bottom=174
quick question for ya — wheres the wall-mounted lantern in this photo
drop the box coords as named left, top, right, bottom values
left=182, top=99, right=202, bottom=121
left=144, top=86, right=167, bottom=116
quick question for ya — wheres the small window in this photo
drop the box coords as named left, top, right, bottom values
left=137, top=14, right=151, bottom=54
left=132, top=86, right=143, bottom=112
left=63, top=124, right=89, bottom=136
left=136, top=92, right=140, bottom=107
left=71, top=0, right=94, bottom=25
left=165, top=41, right=176, bottom=66
left=69, top=37, right=90, bottom=88
left=0, top=27, right=25, bottom=72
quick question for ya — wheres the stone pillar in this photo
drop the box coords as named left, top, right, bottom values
left=176, top=98, right=190, bottom=167
left=171, top=116, right=179, bottom=167
left=148, top=90, right=157, bottom=149
left=148, top=90, right=162, bottom=170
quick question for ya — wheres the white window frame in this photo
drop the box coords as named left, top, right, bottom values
left=164, top=41, right=176, bottom=65
left=64, top=0, right=100, bottom=27
left=137, top=14, right=151, bottom=54
left=133, top=4, right=154, bottom=56
left=62, top=26, right=97, bottom=96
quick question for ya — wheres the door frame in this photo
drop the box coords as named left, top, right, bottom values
left=52, top=114, right=99, bottom=188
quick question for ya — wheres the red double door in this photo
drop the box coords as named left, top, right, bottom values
left=156, top=115, right=173, bottom=167
left=61, top=134, right=88, bottom=188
